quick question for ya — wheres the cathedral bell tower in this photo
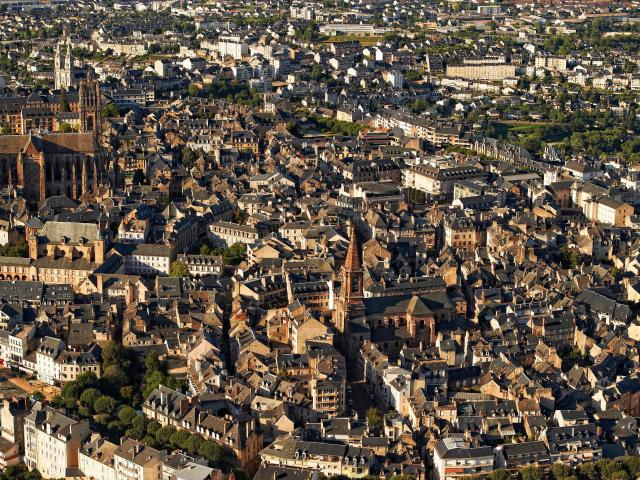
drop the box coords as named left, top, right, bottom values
left=332, top=223, right=365, bottom=334
left=79, top=69, right=101, bottom=136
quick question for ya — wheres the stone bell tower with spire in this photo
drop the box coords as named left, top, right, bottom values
left=332, top=222, right=365, bottom=335
left=54, top=28, right=74, bottom=91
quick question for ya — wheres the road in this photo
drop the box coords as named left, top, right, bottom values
left=347, top=380, right=376, bottom=419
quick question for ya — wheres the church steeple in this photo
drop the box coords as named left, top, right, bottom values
left=342, top=222, right=363, bottom=305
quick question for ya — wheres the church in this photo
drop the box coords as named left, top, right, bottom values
left=54, top=34, right=88, bottom=91
left=0, top=73, right=105, bottom=205
left=332, top=224, right=465, bottom=376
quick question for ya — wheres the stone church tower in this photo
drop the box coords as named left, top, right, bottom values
left=54, top=38, right=74, bottom=91
left=79, top=70, right=101, bottom=135
left=331, top=223, right=368, bottom=377
left=333, top=224, right=365, bottom=332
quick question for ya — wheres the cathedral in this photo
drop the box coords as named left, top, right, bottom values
left=0, top=73, right=105, bottom=206
left=332, top=224, right=460, bottom=378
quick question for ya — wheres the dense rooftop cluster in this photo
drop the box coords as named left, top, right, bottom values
left=0, top=0, right=639, bottom=480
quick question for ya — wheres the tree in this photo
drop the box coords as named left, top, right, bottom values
left=132, top=169, right=145, bottom=185
left=170, top=430, right=191, bottom=449
left=181, top=147, right=195, bottom=168
left=521, top=466, right=543, bottom=480
left=126, top=414, right=148, bottom=440
left=198, top=440, right=224, bottom=465
left=94, top=395, right=116, bottom=415
left=79, top=388, right=101, bottom=408
left=621, top=457, right=640, bottom=479
left=104, top=365, right=127, bottom=389
left=94, top=413, right=111, bottom=425
left=101, top=103, right=119, bottom=118
left=156, top=425, right=177, bottom=445
left=169, top=261, right=190, bottom=278
left=187, top=84, right=201, bottom=97
left=117, top=405, right=137, bottom=425
left=146, top=421, right=161, bottom=436
left=490, top=470, right=511, bottom=480
left=551, top=463, right=571, bottom=480
left=0, top=239, right=29, bottom=258
left=59, top=89, right=70, bottom=112
left=301, top=21, right=319, bottom=42
left=366, top=407, right=383, bottom=428
left=185, top=433, right=201, bottom=453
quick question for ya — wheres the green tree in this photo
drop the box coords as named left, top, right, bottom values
left=521, top=466, right=543, bottom=480
left=181, top=147, right=195, bottom=168
left=0, top=238, right=29, bottom=258
left=146, top=421, right=161, bottom=436
left=551, top=463, right=571, bottom=480
left=490, top=470, right=511, bottom=480
left=104, top=365, right=127, bottom=389
left=366, top=407, right=383, bottom=428
left=79, top=388, right=102, bottom=408
left=156, top=425, right=177, bottom=445
left=577, top=463, right=598, bottom=480
left=94, top=395, right=116, bottom=415
left=187, top=84, right=201, bottom=97
left=185, top=433, right=201, bottom=453
left=621, top=457, right=640, bottom=478
left=101, top=103, right=119, bottom=118
left=198, top=440, right=224, bottom=465
left=59, top=89, right=70, bottom=112
left=94, top=413, right=112, bottom=425
left=169, top=261, right=190, bottom=278
left=170, top=430, right=191, bottom=449
left=117, top=405, right=137, bottom=425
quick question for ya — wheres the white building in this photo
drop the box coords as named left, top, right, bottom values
left=433, top=437, right=494, bottom=480
left=208, top=222, right=260, bottom=248
left=24, top=407, right=90, bottom=479
left=35, top=337, right=65, bottom=385
left=217, top=35, right=248, bottom=60
left=126, top=244, right=174, bottom=276
left=114, top=438, right=166, bottom=480
left=79, top=437, right=118, bottom=480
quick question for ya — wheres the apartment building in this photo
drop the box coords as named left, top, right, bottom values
left=24, top=407, right=90, bottom=478
left=208, top=222, right=260, bottom=248
left=260, top=437, right=373, bottom=478
left=309, top=376, right=345, bottom=417
left=446, top=63, right=517, bottom=81
left=403, top=163, right=485, bottom=197
left=126, top=244, right=174, bottom=276
left=36, top=337, right=101, bottom=385
left=114, top=438, right=166, bottom=480
left=432, top=437, right=494, bottom=480
left=176, top=254, right=224, bottom=277
left=79, top=437, right=118, bottom=480
left=217, top=35, right=248, bottom=60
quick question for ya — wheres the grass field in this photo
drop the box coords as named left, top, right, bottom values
left=490, top=121, right=571, bottom=142
left=321, top=35, right=383, bottom=46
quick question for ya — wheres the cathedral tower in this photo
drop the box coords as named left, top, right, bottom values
left=79, top=70, right=101, bottom=135
left=54, top=38, right=73, bottom=91
left=332, top=223, right=365, bottom=334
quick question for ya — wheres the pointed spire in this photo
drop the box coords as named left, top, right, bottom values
left=345, top=222, right=361, bottom=272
